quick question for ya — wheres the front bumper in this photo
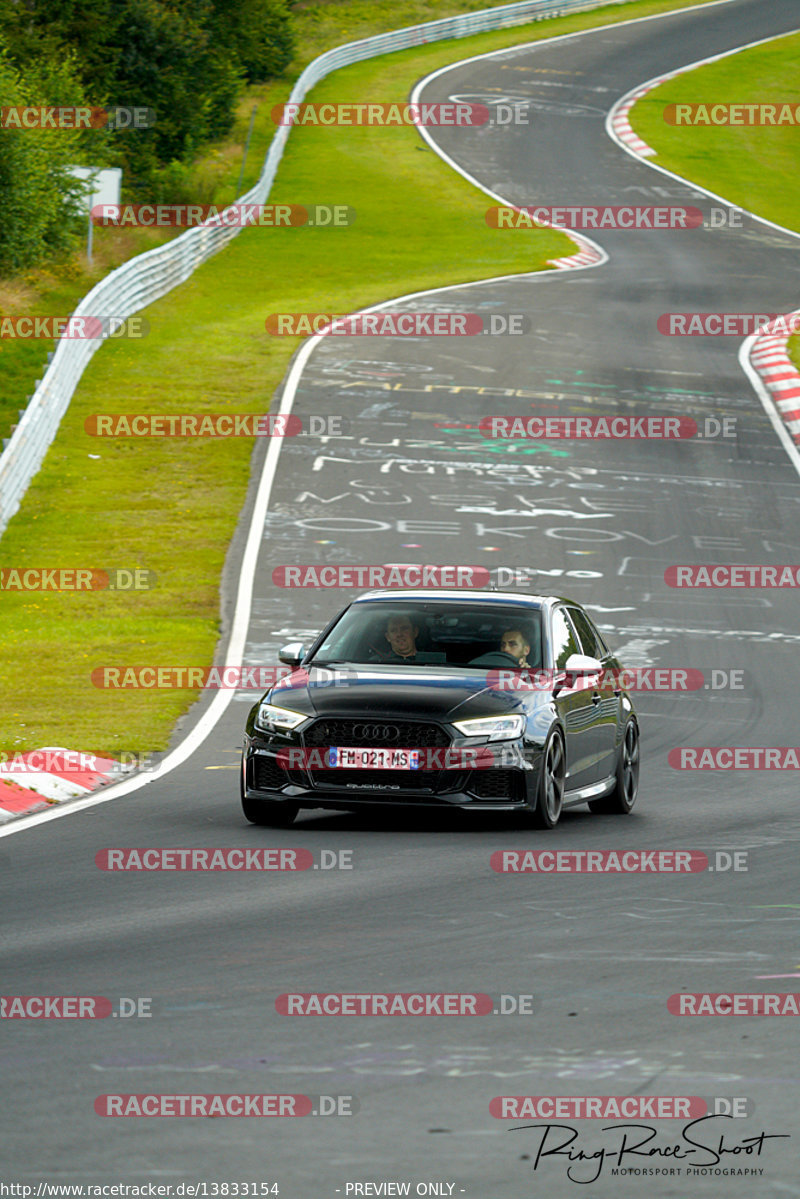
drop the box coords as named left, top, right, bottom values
left=242, top=736, right=537, bottom=811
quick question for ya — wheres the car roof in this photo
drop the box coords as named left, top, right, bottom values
left=352, top=589, right=564, bottom=607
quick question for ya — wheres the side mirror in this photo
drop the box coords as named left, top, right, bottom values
left=278, top=641, right=307, bottom=668
left=564, top=654, right=602, bottom=675
left=553, top=654, right=602, bottom=697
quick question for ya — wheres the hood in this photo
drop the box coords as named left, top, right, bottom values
left=265, top=664, right=537, bottom=723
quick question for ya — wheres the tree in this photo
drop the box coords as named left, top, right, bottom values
left=209, top=0, right=294, bottom=83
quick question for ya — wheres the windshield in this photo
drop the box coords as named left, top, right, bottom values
left=307, top=600, right=543, bottom=669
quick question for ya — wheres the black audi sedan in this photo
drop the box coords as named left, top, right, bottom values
left=240, top=590, right=640, bottom=829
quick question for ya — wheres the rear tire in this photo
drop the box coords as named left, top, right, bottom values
left=589, top=718, right=639, bottom=814
left=530, top=727, right=565, bottom=829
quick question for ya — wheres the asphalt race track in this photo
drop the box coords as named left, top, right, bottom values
left=4, top=1, right=800, bottom=1194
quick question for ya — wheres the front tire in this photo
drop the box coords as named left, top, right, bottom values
left=589, top=718, right=639, bottom=814
left=530, top=727, right=565, bottom=829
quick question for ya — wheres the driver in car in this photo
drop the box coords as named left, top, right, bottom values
left=371, top=615, right=446, bottom=664
left=383, top=614, right=420, bottom=661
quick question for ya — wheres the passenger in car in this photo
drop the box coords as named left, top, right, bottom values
left=500, top=628, right=532, bottom=667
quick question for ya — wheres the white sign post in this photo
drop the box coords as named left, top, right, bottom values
left=66, top=166, right=122, bottom=265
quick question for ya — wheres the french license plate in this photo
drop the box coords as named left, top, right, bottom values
left=329, top=747, right=419, bottom=770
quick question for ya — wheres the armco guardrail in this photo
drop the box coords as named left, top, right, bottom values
left=0, top=0, right=630, bottom=535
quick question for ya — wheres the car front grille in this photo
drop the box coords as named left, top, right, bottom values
left=302, top=719, right=455, bottom=794
left=303, top=719, right=450, bottom=750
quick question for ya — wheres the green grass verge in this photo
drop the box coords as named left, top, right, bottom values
left=628, top=33, right=800, bottom=395
left=630, top=31, right=800, bottom=231
left=0, top=0, right=725, bottom=758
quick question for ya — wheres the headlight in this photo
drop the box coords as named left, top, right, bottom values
left=451, top=714, right=525, bottom=742
left=255, top=702, right=308, bottom=732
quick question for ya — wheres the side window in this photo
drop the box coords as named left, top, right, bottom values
left=550, top=607, right=581, bottom=670
left=567, top=607, right=604, bottom=660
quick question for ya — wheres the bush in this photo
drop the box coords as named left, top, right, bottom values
left=0, top=47, right=100, bottom=273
